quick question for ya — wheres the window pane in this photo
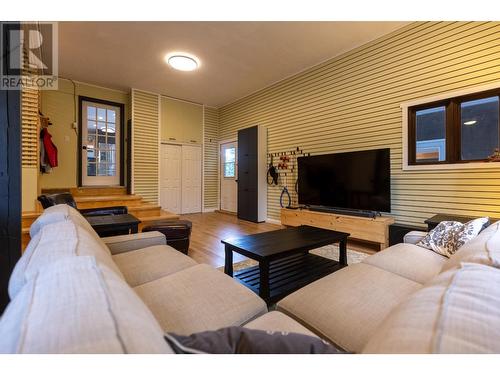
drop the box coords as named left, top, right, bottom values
left=87, top=163, right=96, bottom=176
left=87, top=120, right=96, bottom=134
left=98, top=150, right=115, bottom=164
left=415, top=106, right=446, bottom=162
left=97, top=163, right=107, bottom=176
left=97, top=121, right=106, bottom=134
left=87, top=106, right=96, bottom=120
left=107, top=164, right=116, bottom=176
left=224, top=162, right=235, bottom=178
left=86, top=135, right=96, bottom=150
left=87, top=150, right=95, bottom=163
left=225, top=147, right=235, bottom=163
left=97, top=108, right=106, bottom=121
left=461, top=96, right=499, bottom=160
left=107, top=109, right=116, bottom=123
left=98, top=135, right=106, bottom=147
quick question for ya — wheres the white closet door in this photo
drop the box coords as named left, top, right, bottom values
left=160, top=144, right=182, bottom=214
left=181, top=145, right=202, bottom=214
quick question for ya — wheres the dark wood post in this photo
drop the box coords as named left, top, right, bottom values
left=0, top=22, right=22, bottom=313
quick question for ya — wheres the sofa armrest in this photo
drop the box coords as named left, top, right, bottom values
left=403, top=231, right=428, bottom=245
left=102, top=231, right=166, bottom=255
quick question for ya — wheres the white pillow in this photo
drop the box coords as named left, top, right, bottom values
left=0, top=256, right=173, bottom=353
left=9, top=220, right=123, bottom=298
left=417, top=217, right=489, bottom=258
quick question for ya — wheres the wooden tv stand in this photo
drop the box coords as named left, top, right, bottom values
left=281, top=208, right=395, bottom=250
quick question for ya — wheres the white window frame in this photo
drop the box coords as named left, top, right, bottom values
left=401, top=81, right=500, bottom=171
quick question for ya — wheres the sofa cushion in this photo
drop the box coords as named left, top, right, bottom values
left=9, top=221, right=123, bottom=298
left=0, top=257, right=173, bottom=353
left=30, top=204, right=98, bottom=239
left=112, top=245, right=197, bottom=287
left=134, top=264, right=267, bottom=335
left=362, top=243, right=447, bottom=284
left=244, top=311, right=318, bottom=337
left=276, top=263, right=421, bottom=352
left=363, top=263, right=500, bottom=353
left=442, top=220, right=500, bottom=272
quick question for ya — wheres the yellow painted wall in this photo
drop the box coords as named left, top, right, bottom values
left=21, top=167, right=39, bottom=212
left=161, top=97, right=203, bottom=144
left=40, top=79, right=130, bottom=189
left=219, top=22, right=500, bottom=227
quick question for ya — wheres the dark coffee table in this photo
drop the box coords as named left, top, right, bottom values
left=221, top=225, right=349, bottom=304
left=86, top=213, right=141, bottom=237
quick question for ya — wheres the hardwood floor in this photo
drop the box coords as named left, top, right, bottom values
left=180, top=212, right=281, bottom=267
left=180, top=212, right=377, bottom=268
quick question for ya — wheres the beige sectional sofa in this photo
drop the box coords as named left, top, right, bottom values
left=1, top=204, right=500, bottom=353
left=278, top=226, right=500, bottom=353
left=0, top=205, right=309, bottom=353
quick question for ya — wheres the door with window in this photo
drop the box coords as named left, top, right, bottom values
left=220, top=141, right=237, bottom=212
left=81, top=99, right=121, bottom=186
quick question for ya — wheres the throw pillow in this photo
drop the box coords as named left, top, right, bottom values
left=417, top=217, right=489, bottom=258
left=164, top=326, right=343, bottom=354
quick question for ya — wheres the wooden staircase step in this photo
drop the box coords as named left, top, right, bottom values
left=22, top=211, right=43, bottom=228
left=70, top=186, right=127, bottom=196
left=74, top=195, right=144, bottom=209
left=128, top=204, right=163, bottom=218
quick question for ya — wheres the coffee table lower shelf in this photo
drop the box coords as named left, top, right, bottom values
left=234, top=253, right=345, bottom=304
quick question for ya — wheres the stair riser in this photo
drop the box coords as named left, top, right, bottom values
left=29, top=203, right=161, bottom=218
left=70, top=187, right=127, bottom=196
left=129, top=207, right=162, bottom=217
left=73, top=200, right=144, bottom=209
left=22, top=216, right=39, bottom=228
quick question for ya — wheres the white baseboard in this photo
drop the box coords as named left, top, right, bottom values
left=202, top=207, right=217, bottom=213
left=265, top=218, right=282, bottom=225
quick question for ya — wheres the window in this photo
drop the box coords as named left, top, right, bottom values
left=408, top=88, right=500, bottom=166
left=223, top=147, right=236, bottom=178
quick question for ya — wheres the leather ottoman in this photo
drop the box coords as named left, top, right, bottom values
left=142, top=220, right=192, bottom=254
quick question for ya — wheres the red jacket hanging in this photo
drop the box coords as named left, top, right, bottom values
left=41, top=128, right=58, bottom=168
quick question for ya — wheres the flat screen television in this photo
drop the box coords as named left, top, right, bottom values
left=297, top=148, right=391, bottom=213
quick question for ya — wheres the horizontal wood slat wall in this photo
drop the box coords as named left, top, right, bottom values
left=132, top=89, right=159, bottom=204
left=21, top=87, right=39, bottom=167
left=219, top=21, right=500, bottom=227
left=204, top=106, right=219, bottom=209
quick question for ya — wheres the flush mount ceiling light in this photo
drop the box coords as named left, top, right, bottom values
left=165, top=52, right=200, bottom=71
left=464, top=120, right=477, bottom=126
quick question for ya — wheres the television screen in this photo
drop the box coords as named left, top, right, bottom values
left=297, top=148, right=391, bottom=213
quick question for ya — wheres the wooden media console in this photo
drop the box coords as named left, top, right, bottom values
left=280, top=208, right=395, bottom=250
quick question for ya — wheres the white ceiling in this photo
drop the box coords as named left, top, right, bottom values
left=59, top=22, right=409, bottom=107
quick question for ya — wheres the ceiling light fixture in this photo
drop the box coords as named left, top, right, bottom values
left=165, top=52, right=200, bottom=71
left=463, top=120, right=477, bottom=126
